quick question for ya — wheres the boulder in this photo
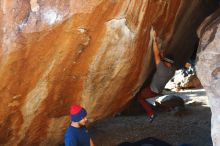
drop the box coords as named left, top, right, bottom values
left=155, top=95, right=185, bottom=113
left=165, top=66, right=202, bottom=91
left=0, top=0, right=219, bottom=145
left=196, top=7, right=220, bottom=146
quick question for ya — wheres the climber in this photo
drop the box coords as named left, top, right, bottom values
left=64, top=105, right=95, bottom=146
left=136, top=28, right=176, bottom=123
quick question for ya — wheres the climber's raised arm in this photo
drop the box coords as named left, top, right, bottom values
left=152, top=31, right=161, bottom=65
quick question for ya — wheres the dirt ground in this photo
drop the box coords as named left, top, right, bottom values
left=89, top=88, right=212, bottom=146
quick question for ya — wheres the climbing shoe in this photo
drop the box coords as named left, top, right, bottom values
left=148, top=114, right=157, bottom=123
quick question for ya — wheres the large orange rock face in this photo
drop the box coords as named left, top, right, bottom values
left=0, top=0, right=218, bottom=145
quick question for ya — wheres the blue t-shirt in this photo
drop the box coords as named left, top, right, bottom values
left=64, top=125, right=90, bottom=146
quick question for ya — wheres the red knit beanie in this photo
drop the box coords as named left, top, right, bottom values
left=70, top=105, right=87, bottom=122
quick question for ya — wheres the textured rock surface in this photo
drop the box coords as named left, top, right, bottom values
left=0, top=0, right=219, bottom=145
left=165, top=66, right=202, bottom=90
left=196, top=7, right=220, bottom=146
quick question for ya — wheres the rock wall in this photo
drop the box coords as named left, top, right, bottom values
left=196, top=7, right=220, bottom=146
left=0, top=0, right=219, bottom=145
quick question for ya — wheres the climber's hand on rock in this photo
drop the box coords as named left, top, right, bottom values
left=153, top=30, right=157, bottom=41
